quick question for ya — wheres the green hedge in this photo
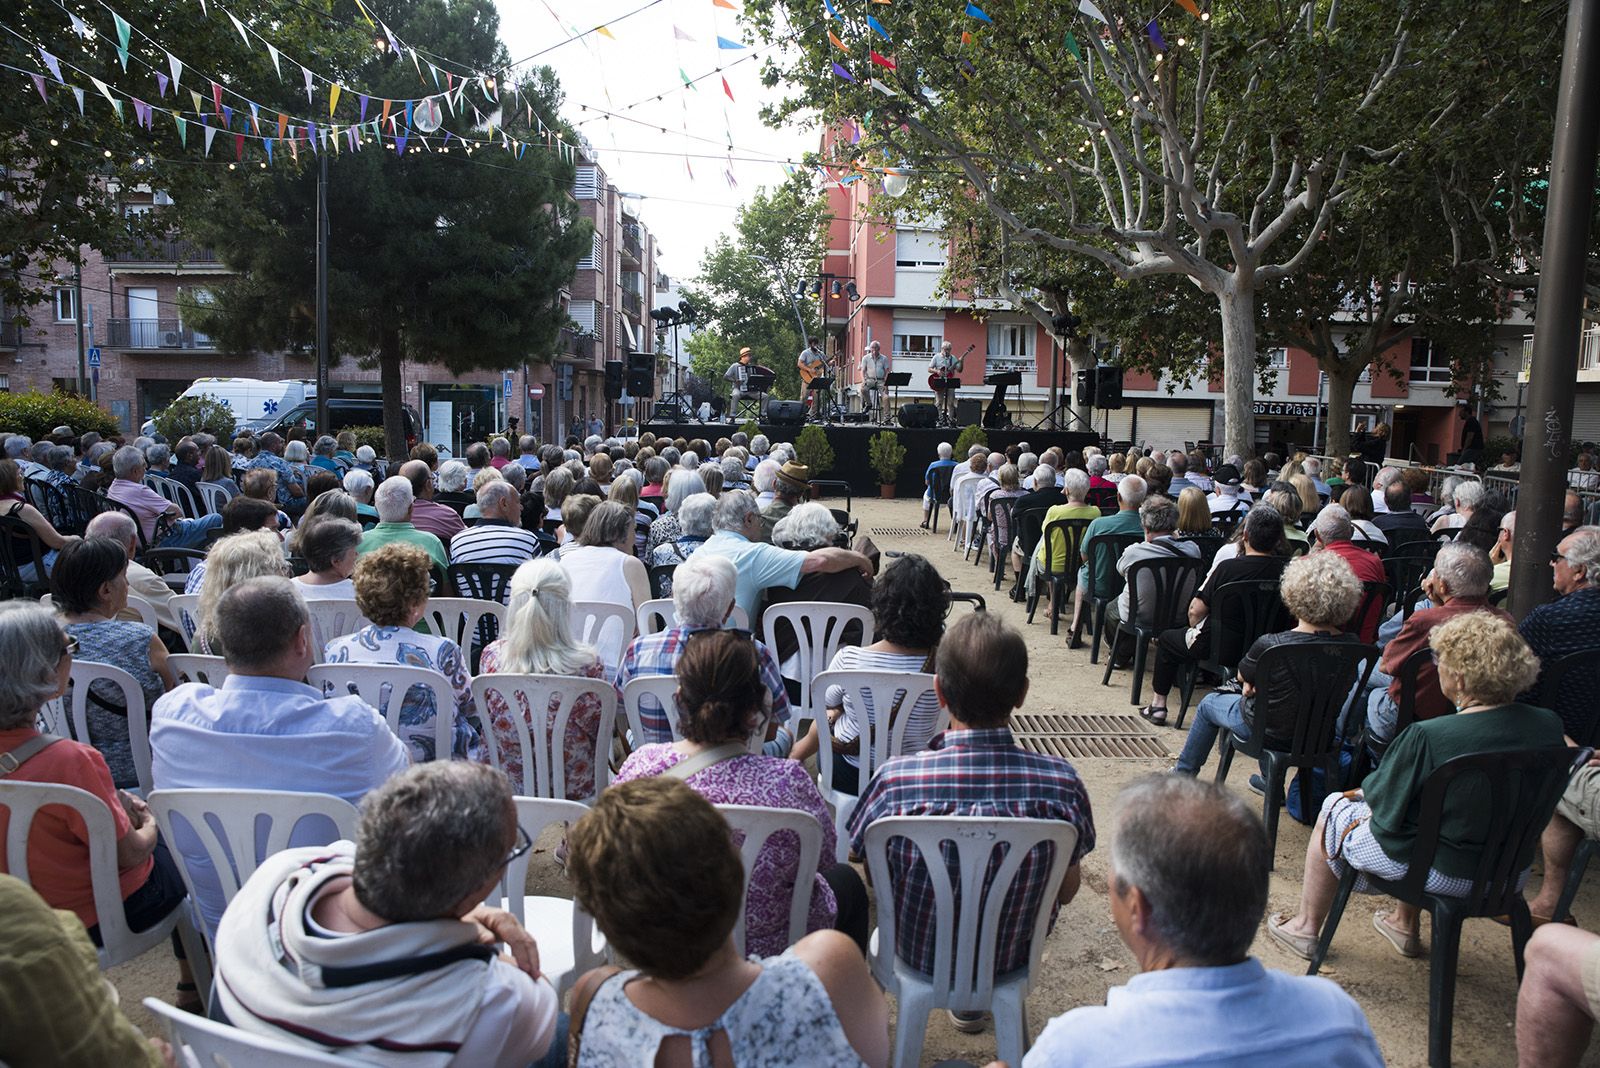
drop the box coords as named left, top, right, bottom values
left=346, top=426, right=388, bottom=454
left=152, top=394, right=236, bottom=440
left=0, top=391, right=121, bottom=441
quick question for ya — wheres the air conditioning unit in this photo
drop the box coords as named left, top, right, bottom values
left=160, top=330, right=182, bottom=348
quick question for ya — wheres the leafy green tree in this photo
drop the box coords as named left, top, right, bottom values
left=152, top=393, right=236, bottom=440
left=169, top=0, right=588, bottom=457
left=683, top=179, right=827, bottom=402
left=746, top=0, right=1545, bottom=458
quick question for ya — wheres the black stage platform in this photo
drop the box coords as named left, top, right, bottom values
left=643, top=421, right=1099, bottom=498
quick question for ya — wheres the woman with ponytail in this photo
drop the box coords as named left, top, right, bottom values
left=478, top=558, right=618, bottom=800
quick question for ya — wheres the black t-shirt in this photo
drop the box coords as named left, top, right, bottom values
left=1462, top=415, right=1485, bottom=452
left=1198, top=554, right=1288, bottom=605
left=1239, top=629, right=1367, bottom=743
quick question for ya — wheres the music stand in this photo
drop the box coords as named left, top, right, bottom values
left=806, top=377, right=840, bottom=423
left=733, top=366, right=776, bottom=422
left=885, top=371, right=912, bottom=423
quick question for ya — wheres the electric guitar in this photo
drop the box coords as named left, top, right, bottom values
left=928, top=344, right=976, bottom=390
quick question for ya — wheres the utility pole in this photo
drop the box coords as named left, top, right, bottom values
left=1510, top=0, right=1600, bottom=618
left=314, top=151, right=330, bottom=437
left=74, top=264, right=87, bottom=396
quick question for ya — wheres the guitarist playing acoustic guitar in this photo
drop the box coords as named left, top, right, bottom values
left=796, top=337, right=829, bottom=416
left=928, top=341, right=974, bottom=424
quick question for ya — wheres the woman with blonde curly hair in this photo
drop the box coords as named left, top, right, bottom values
left=1269, top=612, right=1563, bottom=960
left=1172, top=552, right=1367, bottom=776
left=194, top=530, right=289, bottom=655
left=322, top=543, right=482, bottom=763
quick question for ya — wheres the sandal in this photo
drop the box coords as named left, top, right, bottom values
left=1266, top=912, right=1318, bottom=961
left=174, top=981, right=204, bottom=1015
left=1137, top=704, right=1168, bottom=727
left=1373, top=910, right=1424, bottom=958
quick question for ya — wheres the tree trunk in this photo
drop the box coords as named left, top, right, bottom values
left=1218, top=281, right=1258, bottom=460
left=1322, top=364, right=1362, bottom=462
left=379, top=329, right=406, bottom=461
left=1066, top=335, right=1091, bottom=429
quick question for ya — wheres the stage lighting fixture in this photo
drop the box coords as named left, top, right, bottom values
left=678, top=300, right=698, bottom=323
left=830, top=280, right=843, bottom=298
left=845, top=281, right=861, bottom=301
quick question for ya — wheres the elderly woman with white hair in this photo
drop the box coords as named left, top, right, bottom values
left=645, top=470, right=703, bottom=555
left=762, top=502, right=874, bottom=677
left=747, top=433, right=770, bottom=470
left=1025, top=467, right=1103, bottom=596
left=921, top=441, right=958, bottom=528
left=434, top=459, right=474, bottom=514
left=751, top=459, right=781, bottom=505
left=341, top=467, right=379, bottom=523
left=648, top=492, right=715, bottom=593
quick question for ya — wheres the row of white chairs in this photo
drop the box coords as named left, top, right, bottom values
left=1, top=775, right=1072, bottom=1068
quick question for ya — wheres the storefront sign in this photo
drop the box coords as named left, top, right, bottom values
left=1253, top=401, right=1324, bottom=418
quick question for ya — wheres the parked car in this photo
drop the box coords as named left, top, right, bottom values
left=141, top=377, right=313, bottom=436
left=259, top=397, right=422, bottom=454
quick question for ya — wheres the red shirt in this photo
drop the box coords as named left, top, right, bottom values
left=0, top=728, right=150, bottom=928
left=1320, top=540, right=1386, bottom=642
left=1381, top=597, right=1513, bottom=720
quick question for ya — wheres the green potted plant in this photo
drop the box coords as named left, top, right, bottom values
left=869, top=429, right=907, bottom=498
left=794, top=424, right=836, bottom=478
left=953, top=423, right=989, bottom=458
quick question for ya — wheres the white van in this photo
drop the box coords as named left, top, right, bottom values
left=142, top=378, right=315, bottom=437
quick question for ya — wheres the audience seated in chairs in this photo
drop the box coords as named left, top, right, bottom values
left=920, top=442, right=957, bottom=529
left=191, top=531, right=291, bottom=654
left=645, top=470, right=704, bottom=556
left=1174, top=487, right=1214, bottom=538
left=84, top=510, right=179, bottom=632
left=789, top=554, right=949, bottom=796
left=762, top=502, right=875, bottom=657
left=1310, top=504, right=1386, bottom=640
left=1024, top=775, right=1381, bottom=1067
left=648, top=492, right=715, bottom=592
left=1269, top=612, right=1563, bottom=961
left=324, top=543, right=484, bottom=762
left=1519, top=526, right=1600, bottom=738
left=697, top=491, right=873, bottom=624
left=613, top=628, right=868, bottom=956
left=605, top=474, right=652, bottom=556
left=981, top=463, right=1028, bottom=559
left=212, top=761, right=564, bottom=1068
left=616, top=553, right=793, bottom=757
left=1103, top=495, right=1203, bottom=663
left=1068, top=475, right=1148, bottom=640
left=0, top=601, right=198, bottom=1009
left=848, top=611, right=1095, bottom=1034
left=290, top=516, right=362, bottom=600
left=478, top=558, right=617, bottom=799
left=1374, top=481, right=1432, bottom=547
left=1342, top=484, right=1388, bottom=548
left=1206, top=464, right=1251, bottom=515
left=358, top=474, right=449, bottom=584
left=1172, top=552, right=1367, bottom=776
left=568, top=777, right=889, bottom=1066
left=450, top=480, right=542, bottom=567
left=1140, top=506, right=1288, bottom=727
left=561, top=500, right=651, bottom=617
left=398, top=459, right=465, bottom=551
left=759, top=461, right=812, bottom=544
left=0, top=459, right=73, bottom=582
left=1023, top=469, right=1101, bottom=602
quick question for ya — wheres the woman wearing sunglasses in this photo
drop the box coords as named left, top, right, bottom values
left=0, top=600, right=197, bottom=1010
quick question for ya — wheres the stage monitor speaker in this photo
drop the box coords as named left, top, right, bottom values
left=899, top=403, right=939, bottom=429
left=955, top=398, right=982, bottom=427
left=626, top=353, right=655, bottom=398
left=603, top=360, right=625, bottom=401
left=767, top=400, right=807, bottom=426
left=1075, top=366, right=1095, bottom=408
left=651, top=401, right=678, bottom=421
left=1095, top=364, right=1124, bottom=410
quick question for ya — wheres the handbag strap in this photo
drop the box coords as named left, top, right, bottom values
left=0, top=733, right=63, bottom=778
left=665, top=742, right=749, bottom=781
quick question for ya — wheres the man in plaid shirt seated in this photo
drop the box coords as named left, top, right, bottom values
left=848, top=611, right=1095, bottom=1033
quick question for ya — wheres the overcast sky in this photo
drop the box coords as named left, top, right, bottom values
left=493, top=0, right=815, bottom=283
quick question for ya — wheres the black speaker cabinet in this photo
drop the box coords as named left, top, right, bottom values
left=899, top=403, right=938, bottom=429
left=767, top=400, right=807, bottom=426
left=955, top=398, right=982, bottom=427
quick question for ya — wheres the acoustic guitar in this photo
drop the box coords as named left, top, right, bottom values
left=798, top=350, right=831, bottom=387
left=927, top=344, right=976, bottom=391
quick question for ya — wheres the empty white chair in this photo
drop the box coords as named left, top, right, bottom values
left=635, top=598, right=750, bottom=636
left=147, top=788, right=359, bottom=942
left=500, top=796, right=608, bottom=997
left=168, top=592, right=202, bottom=651
left=621, top=674, right=763, bottom=755
left=303, top=599, right=371, bottom=658
left=0, top=779, right=184, bottom=968
left=143, top=997, right=360, bottom=1067
left=716, top=803, right=824, bottom=956
left=949, top=474, right=980, bottom=549
left=167, top=653, right=230, bottom=687
left=759, top=602, right=875, bottom=724
left=421, top=597, right=507, bottom=660
left=570, top=600, right=635, bottom=671
left=813, top=669, right=944, bottom=862
left=306, top=663, right=457, bottom=762
left=863, top=816, right=1079, bottom=1068
left=470, top=674, right=617, bottom=801
left=64, top=660, right=154, bottom=796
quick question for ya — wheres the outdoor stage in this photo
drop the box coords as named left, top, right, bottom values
left=643, top=420, right=1099, bottom=498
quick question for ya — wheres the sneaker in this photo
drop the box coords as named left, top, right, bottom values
left=948, top=1010, right=986, bottom=1033
left=1248, top=774, right=1267, bottom=796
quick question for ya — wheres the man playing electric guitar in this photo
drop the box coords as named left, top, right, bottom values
left=928, top=341, right=970, bottom=423
left=860, top=340, right=890, bottom=422
left=796, top=337, right=829, bottom=417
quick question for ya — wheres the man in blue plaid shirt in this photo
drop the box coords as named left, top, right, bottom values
left=848, top=611, right=1095, bottom=1033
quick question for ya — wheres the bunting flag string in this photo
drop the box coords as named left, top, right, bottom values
left=870, top=50, right=896, bottom=70
left=865, top=15, right=891, bottom=42
left=1147, top=20, right=1167, bottom=50
left=832, top=61, right=856, bottom=82
left=828, top=30, right=849, bottom=53
left=716, top=36, right=744, bottom=49
left=964, top=3, right=992, bottom=23
left=1063, top=30, right=1083, bottom=60
left=1078, top=0, right=1109, bottom=23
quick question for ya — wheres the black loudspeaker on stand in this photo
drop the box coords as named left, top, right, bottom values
left=603, top=360, right=625, bottom=401
left=626, top=352, right=655, bottom=398
left=899, top=403, right=939, bottom=429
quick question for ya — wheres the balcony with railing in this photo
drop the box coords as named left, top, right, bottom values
left=621, top=223, right=643, bottom=266
left=0, top=317, right=21, bottom=350
left=620, top=288, right=643, bottom=320
left=104, top=238, right=221, bottom=267
left=1521, top=327, right=1600, bottom=383
left=558, top=327, right=595, bottom=360
left=106, top=318, right=216, bottom=351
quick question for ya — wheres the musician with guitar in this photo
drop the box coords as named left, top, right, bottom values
left=796, top=337, right=834, bottom=420
left=860, top=340, right=889, bottom=422
left=927, top=341, right=972, bottom=425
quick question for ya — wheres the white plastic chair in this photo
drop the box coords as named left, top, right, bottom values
left=168, top=592, right=202, bottom=651
left=0, top=779, right=184, bottom=968
left=759, top=602, right=875, bottom=725
left=500, top=796, right=608, bottom=997
left=635, top=599, right=750, bottom=636
left=470, top=674, right=617, bottom=801
left=421, top=597, right=507, bottom=662
left=39, top=592, right=159, bottom=632
left=813, top=669, right=944, bottom=862
left=143, top=997, right=362, bottom=1067
left=717, top=803, right=824, bottom=956
left=64, top=660, right=154, bottom=796
left=194, top=481, right=233, bottom=516
left=303, top=599, right=371, bottom=659
left=167, top=654, right=230, bottom=687
left=570, top=599, right=636, bottom=671
left=863, top=816, right=1079, bottom=1068
left=948, top=473, right=979, bottom=549
left=621, top=674, right=763, bottom=755
left=306, top=663, right=457, bottom=762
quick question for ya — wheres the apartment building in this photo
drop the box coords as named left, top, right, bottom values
left=817, top=127, right=1532, bottom=462
left=1, top=146, right=660, bottom=449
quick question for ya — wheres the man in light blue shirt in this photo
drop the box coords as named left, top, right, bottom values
left=150, top=576, right=409, bottom=934
left=1024, top=775, right=1382, bottom=1068
left=695, top=490, right=872, bottom=621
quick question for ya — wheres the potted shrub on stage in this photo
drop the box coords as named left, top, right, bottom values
left=869, top=430, right=907, bottom=498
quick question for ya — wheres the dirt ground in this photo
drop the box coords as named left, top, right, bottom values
left=107, top=495, right=1596, bottom=1066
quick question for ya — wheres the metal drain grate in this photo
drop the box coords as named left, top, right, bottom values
left=1012, top=711, right=1170, bottom=760
left=870, top=526, right=933, bottom=537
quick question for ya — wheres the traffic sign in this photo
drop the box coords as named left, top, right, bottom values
left=529, top=385, right=545, bottom=399
left=503, top=372, right=514, bottom=400
left=87, top=346, right=101, bottom=368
